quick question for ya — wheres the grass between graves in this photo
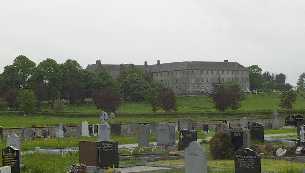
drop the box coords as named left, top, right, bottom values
left=265, top=128, right=297, bottom=135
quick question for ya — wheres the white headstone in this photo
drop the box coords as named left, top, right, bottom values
left=6, top=134, right=21, bottom=150
left=0, top=166, right=11, bottom=173
left=56, top=124, right=64, bottom=138
left=81, top=121, right=89, bottom=137
left=272, top=111, right=281, bottom=129
left=185, top=141, right=207, bottom=173
left=243, top=128, right=251, bottom=148
left=276, top=148, right=287, bottom=157
left=98, top=122, right=111, bottom=141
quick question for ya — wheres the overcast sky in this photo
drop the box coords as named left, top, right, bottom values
left=1, top=0, right=304, bottom=85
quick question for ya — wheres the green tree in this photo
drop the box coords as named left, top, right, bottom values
left=156, top=88, right=177, bottom=112
left=31, top=58, right=62, bottom=105
left=119, top=66, right=150, bottom=102
left=211, top=82, right=243, bottom=112
left=93, top=87, right=121, bottom=113
left=61, top=59, right=84, bottom=104
left=279, top=89, right=297, bottom=110
left=248, top=65, right=263, bottom=91
left=297, top=73, right=305, bottom=95
left=209, top=132, right=234, bottom=159
left=2, top=55, right=36, bottom=89
left=17, top=89, right=37, bottom=114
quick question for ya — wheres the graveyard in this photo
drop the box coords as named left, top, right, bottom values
left=1, top=109, right=305, bottom=173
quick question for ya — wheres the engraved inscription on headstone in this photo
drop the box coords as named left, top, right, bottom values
left=97, top=141, right=119, bottom=169
left=230, top=129, right=244, bottom=151
left=234, top=148, right=261, bottom=173
left=2, top=146, right=20, bottom=173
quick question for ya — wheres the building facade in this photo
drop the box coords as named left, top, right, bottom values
left=87, top=60, right=250, bottom=95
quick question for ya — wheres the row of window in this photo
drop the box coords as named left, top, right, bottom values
left=153, top=69, right=248, bottom=78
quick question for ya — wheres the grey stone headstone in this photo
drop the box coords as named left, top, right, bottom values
left=100, top=111, right=110, bottom=123
left=22, top=128, right=35, bottom=139
left=178, top=119, right=193, bottom=131
left=240, top=117, right=248, bottom=129
left=138, top=124, right=150, bottom=147
left=98, top=123, right=111, bottom=141
left=157, top=123, right=175, bottom=146
left=6, top=134, right=21, bottom=150
left=300, top=125, right=305, bottom=143
left=55, top=124, right=64, bottom=138
left=185, top=141, right=207, bottom=173
left=243, top=128, right=251, bottom=148
left=0, top=166, right=11, bottom=173
left=272, top=111, right=281, bottom=129
left=81, top=121, right=89, bottom=137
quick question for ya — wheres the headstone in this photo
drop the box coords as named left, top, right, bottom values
left=234, top=148, right=261, bottom=173
left=81, top=121, right=89, bottom=137
left=272, top=111, right=280, bottom=129
left=215, top=123, right=230, bottom=134
left=55, top=124, right=64, bottom=138
left=111, top=123, right=122, bottom=136
left=22, top=128, right=35, bottom=140
left=2, top=146, right=20, bottom=173
left=6, top=134, right=21, bottom=150
left=249, top=122, right=264, bottom=143
left=300, top=125, right=305, bottom=145
left=230, top=129, right=243, bottom=151
left=178, top=119, right=193, bottom=131
left=184, top=141, right=207, bottom=173
left=178, top=130, right=197, bottom=150
left=285, top=115, right=296, bottom=126
left=93, top=124, right=99, bottom=136
left=157, top=123, right=175, bottom=146
left=99, top=112, right=110, bottom=123
left=202, top=124, right=209, bottom=134
left=0, top=166, right=11, bottom=173
left=97, top=123, right=111, bottom=142
left=240, top=117, right=249, bottom=129
left=138, top=124, right=150, bottom=147
left=97, top=141, right=119, bottom=169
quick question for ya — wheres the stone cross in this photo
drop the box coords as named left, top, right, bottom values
left=81, top=121, right=89, bottom=137
left=6, top=134, right=21, bottom=150
left=98, top=122, right=111, bottom=141
left=185, top=141, right=207, bottom=173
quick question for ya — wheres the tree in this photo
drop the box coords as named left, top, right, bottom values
left=17, top=89, right=37, bottom=114
left=119, top=66, right=150, bottom=102
left=93, top=87, right=121, bottom=113
left=275, top=73, right=287, bottom=91
left=297, top=73, right=305, bottom=94
left=209, top=132, right=234, bottom=159
left=156, top=88, right=177, bottom=112
left=279, top=89, right=297, bottom=110
left=61, top=59, right=84, bottom=104
left=2, top=55, right=36, bottom=89
left=4, top=89, right=18, bottom=109
left=248, top=65, right=263, bottom=91
left=211, top=82, right=243, bottom=112
left=31, top=58, right=62, bottom=106
left=146, top=83, right=163, bottom=112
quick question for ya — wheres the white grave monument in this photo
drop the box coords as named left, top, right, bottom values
left=81, top=121, right=89, bottom=137
left=98, top=123, right=111, bottom=141
left=185, top=141, right=207, bottom=173
left=0, top=166, right=11, bottom=173
left=6, top=134, right=21, bottom=150
left=55, top=124, right=64, bottom=138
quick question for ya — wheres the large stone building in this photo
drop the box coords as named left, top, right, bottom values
left=87, top=60, right=250, bottom=95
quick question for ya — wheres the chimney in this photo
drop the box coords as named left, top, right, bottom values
left=157, top=60, right=160, bottom=65
left=144, top=61, right=148, bottom=66
left=224, top=60, right=229, bottom=62
left=96, top=60, right=102, bottom=65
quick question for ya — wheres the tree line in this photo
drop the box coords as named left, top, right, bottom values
left=0, top=55, right=177, bottom=113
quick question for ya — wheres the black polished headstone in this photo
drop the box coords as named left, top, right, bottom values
left=203, top=124, right=209, bottom=133
left=2, top=146, right=20, bottom=173
left=231, top=128, right=244, bottom=151
left=235, top=148, right=261, bottom=173
left=111, top=124, right=122, bottom=136
left=97, top=141, right=119, bottom=169
left=249, top=122, right=264, bottom=143
left=178, top=130, right=197, bottom=150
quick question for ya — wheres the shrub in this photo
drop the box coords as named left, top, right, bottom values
left=53, top=98, right=65, bottom=112
left=157, top=88, right=177, bottom=112
left=93, top=87, right=121, bottom=113
left=209, top=132, right=234, bottom=159
left=280, top=89, right=297, bottom=110
left=17, top=89, right=37, bottom=114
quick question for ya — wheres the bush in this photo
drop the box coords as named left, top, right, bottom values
left=209, top=132, right=234, bottom=159
left=93, top=87, right=121, bottom=113
left=53, top=99, right=65, bottom=112
left=17, top=89, right=37, bottom=114
left=157, top=88, right=177, bottom=112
